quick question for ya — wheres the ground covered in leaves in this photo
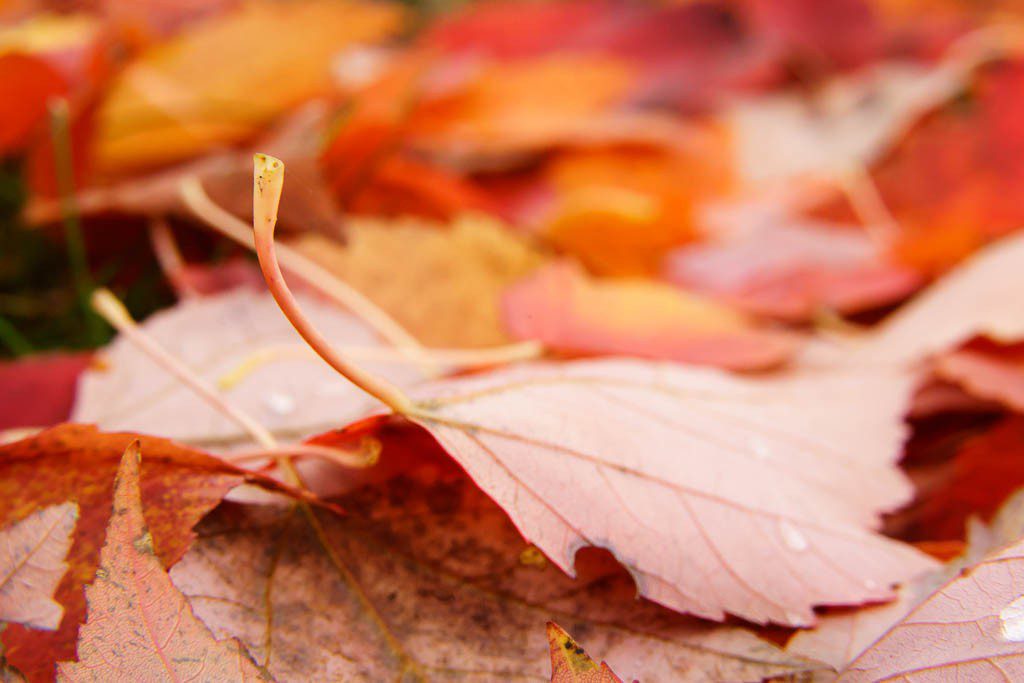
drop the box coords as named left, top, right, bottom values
left=4, top=0, right=1024, bottom=681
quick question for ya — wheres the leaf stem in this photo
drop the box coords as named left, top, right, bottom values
left=250, top=154, right=416, bottom=415
left=178, top=174, right=437, bottom=373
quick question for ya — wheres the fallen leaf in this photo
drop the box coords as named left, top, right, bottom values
left=0, top=353, right=93, bottom=432
left=547, top=622, right=626, bottom=683
left=500, top=260, right=798, bottom=370
left=664, top=213, right=921, bottom=321
left=859, top=231, right=1024, bottom=364
left=72, top=289, right=421, bottom=447
left=171, top=438, right=822, bottom=681
left=838, top=533, right=1024, bottom=681
left=396, top=358, right=934, bottom=626
left=0, top=502, right=77, bottom=631
left=292, top=216, right=545, bottom=348
left=904, top=417, right=1024, bottom=542
left=92, top=0, right=405, bottom=173
left=57, top=442, right=268, bottom=681
left=0, top=424, right=299, bottom=681
left=537, top=144, right=732, bottom=276
left=934, top=338, right=1024, bottom=413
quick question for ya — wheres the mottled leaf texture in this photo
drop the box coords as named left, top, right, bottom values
left=57, top=443, right=269, bottom=682
left=399, top=359, right=935, bottom=626
left=171, top=442, right=822, bottom=681
left=860, top=232, right=1024, bottom=364
left=547, top=622, right=627, bottom=683
left=0, top=425, right=298, bottom=682
left=839, top=535, right=1024, bottom=681
left=0, top=503, right=77, bottom=631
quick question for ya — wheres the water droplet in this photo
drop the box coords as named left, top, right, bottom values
left=264, top=392, right=295, bottom=416
left=863, top=579, right=878, bottom=590
left=778, top=520, right=809, bottom=552
left=1000, top=596, right=1024, bottom=641
left=749, top=437, right=771, bottom=461
left=785, top=611, right=805, bottom=625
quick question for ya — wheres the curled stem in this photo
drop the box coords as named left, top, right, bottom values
left=178, top=174, right=436, bottom=373
left=251, top=154, right=415, bottom=415
left=148, top=217, right=198, bottom=299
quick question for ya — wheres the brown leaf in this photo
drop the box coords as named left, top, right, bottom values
left=292, top=216, right=545, bottom=348
left=398, top=358, right=934, bottom=626
left=501, top=260, right=798, bottom=370
left=0, top=424, right=299, bottom=682
left=547, top=622, right=627, bottom=683
left=56, top=443, right=269, bottom=681
left=0, top=503, right=77, bottom=631
left=171, top=442, right=822, bottom=681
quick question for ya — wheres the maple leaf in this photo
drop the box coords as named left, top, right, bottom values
left=501, top=260, right=798, bottom=370
left=0, top=502, right=77, bottom=631
left=547, top=622, right=628, bottom=683
left=0, top=424, right=306, bottom=682
left=171, top=442, right=822, bottom=681
left=837, top=533, right=1024, bottom=680
left=56, top=442, right=269, bottom=682
left=292, top=216, right=544, bottom=349
left=72, top=289, right=421, bottom=447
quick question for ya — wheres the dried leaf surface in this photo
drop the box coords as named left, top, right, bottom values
left=57, top=443, right=268, bottom=682
left=0, top=424, right=292, bottom=681
left=935, top=340, right=1024, bottom=413
left=293, top=216, right=544, bottom=348
left=401, top=358, right=935, bottom=626
left=171, top=446, right=822, bottom=681
left=0, top=502, right=77, bottom=631
left=547, top=622, right=627, bottom=683
left=838, top=535, right=1024, bottom=681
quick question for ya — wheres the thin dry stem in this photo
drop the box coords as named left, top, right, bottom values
left=838, top=166, right=900, bottom=246
left=91, top=288, right=279, bottom=449
left=251, top=154, right=415, bottom=415
left=178, top=175, right=436, bottom=373
left=148, top=217, right=198, bottom=299
left=222, top=439, right=381, bottom=469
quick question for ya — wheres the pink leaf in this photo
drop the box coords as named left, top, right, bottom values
left=56, top=442, right=269, bottom=682
left=0, top=502, right=77, bottom=631
left=839, top=535, right=1024, bottom=681
left=402, top=358, right=936, bottom=626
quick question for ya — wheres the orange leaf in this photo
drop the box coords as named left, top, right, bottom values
left=547, top=622, right=627, bottom=683
left=398, top=358, right=934, bottom=626
left=0, top=502, right=77, bottom=631
left=56, top=443, right=268, bottom=681
left=92, top=0, right=405, bottom=173
left=501, top=260, right=798, bottom=370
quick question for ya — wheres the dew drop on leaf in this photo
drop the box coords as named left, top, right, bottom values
left=778, top=520, right=809, bottom=552
left=999, top=595, right=1024, bottom=641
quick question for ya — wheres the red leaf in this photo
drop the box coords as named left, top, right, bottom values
left=501, top=261, right=798, bottom=370
left=0, top=353, right=93, bottom=431
left=56, top=442, right=268, bottom=681
left=935, top=339, right=1024, bottom=413
left=0, top=503, right=77, bottom=631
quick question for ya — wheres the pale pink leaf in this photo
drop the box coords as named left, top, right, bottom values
left=0, top=502, right=77, bottom=631
left=56, top=443, right=269, bottom=682
left=402, top=358, right=936, bottom=626
left=839, top=536, right=1024, bottom=681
